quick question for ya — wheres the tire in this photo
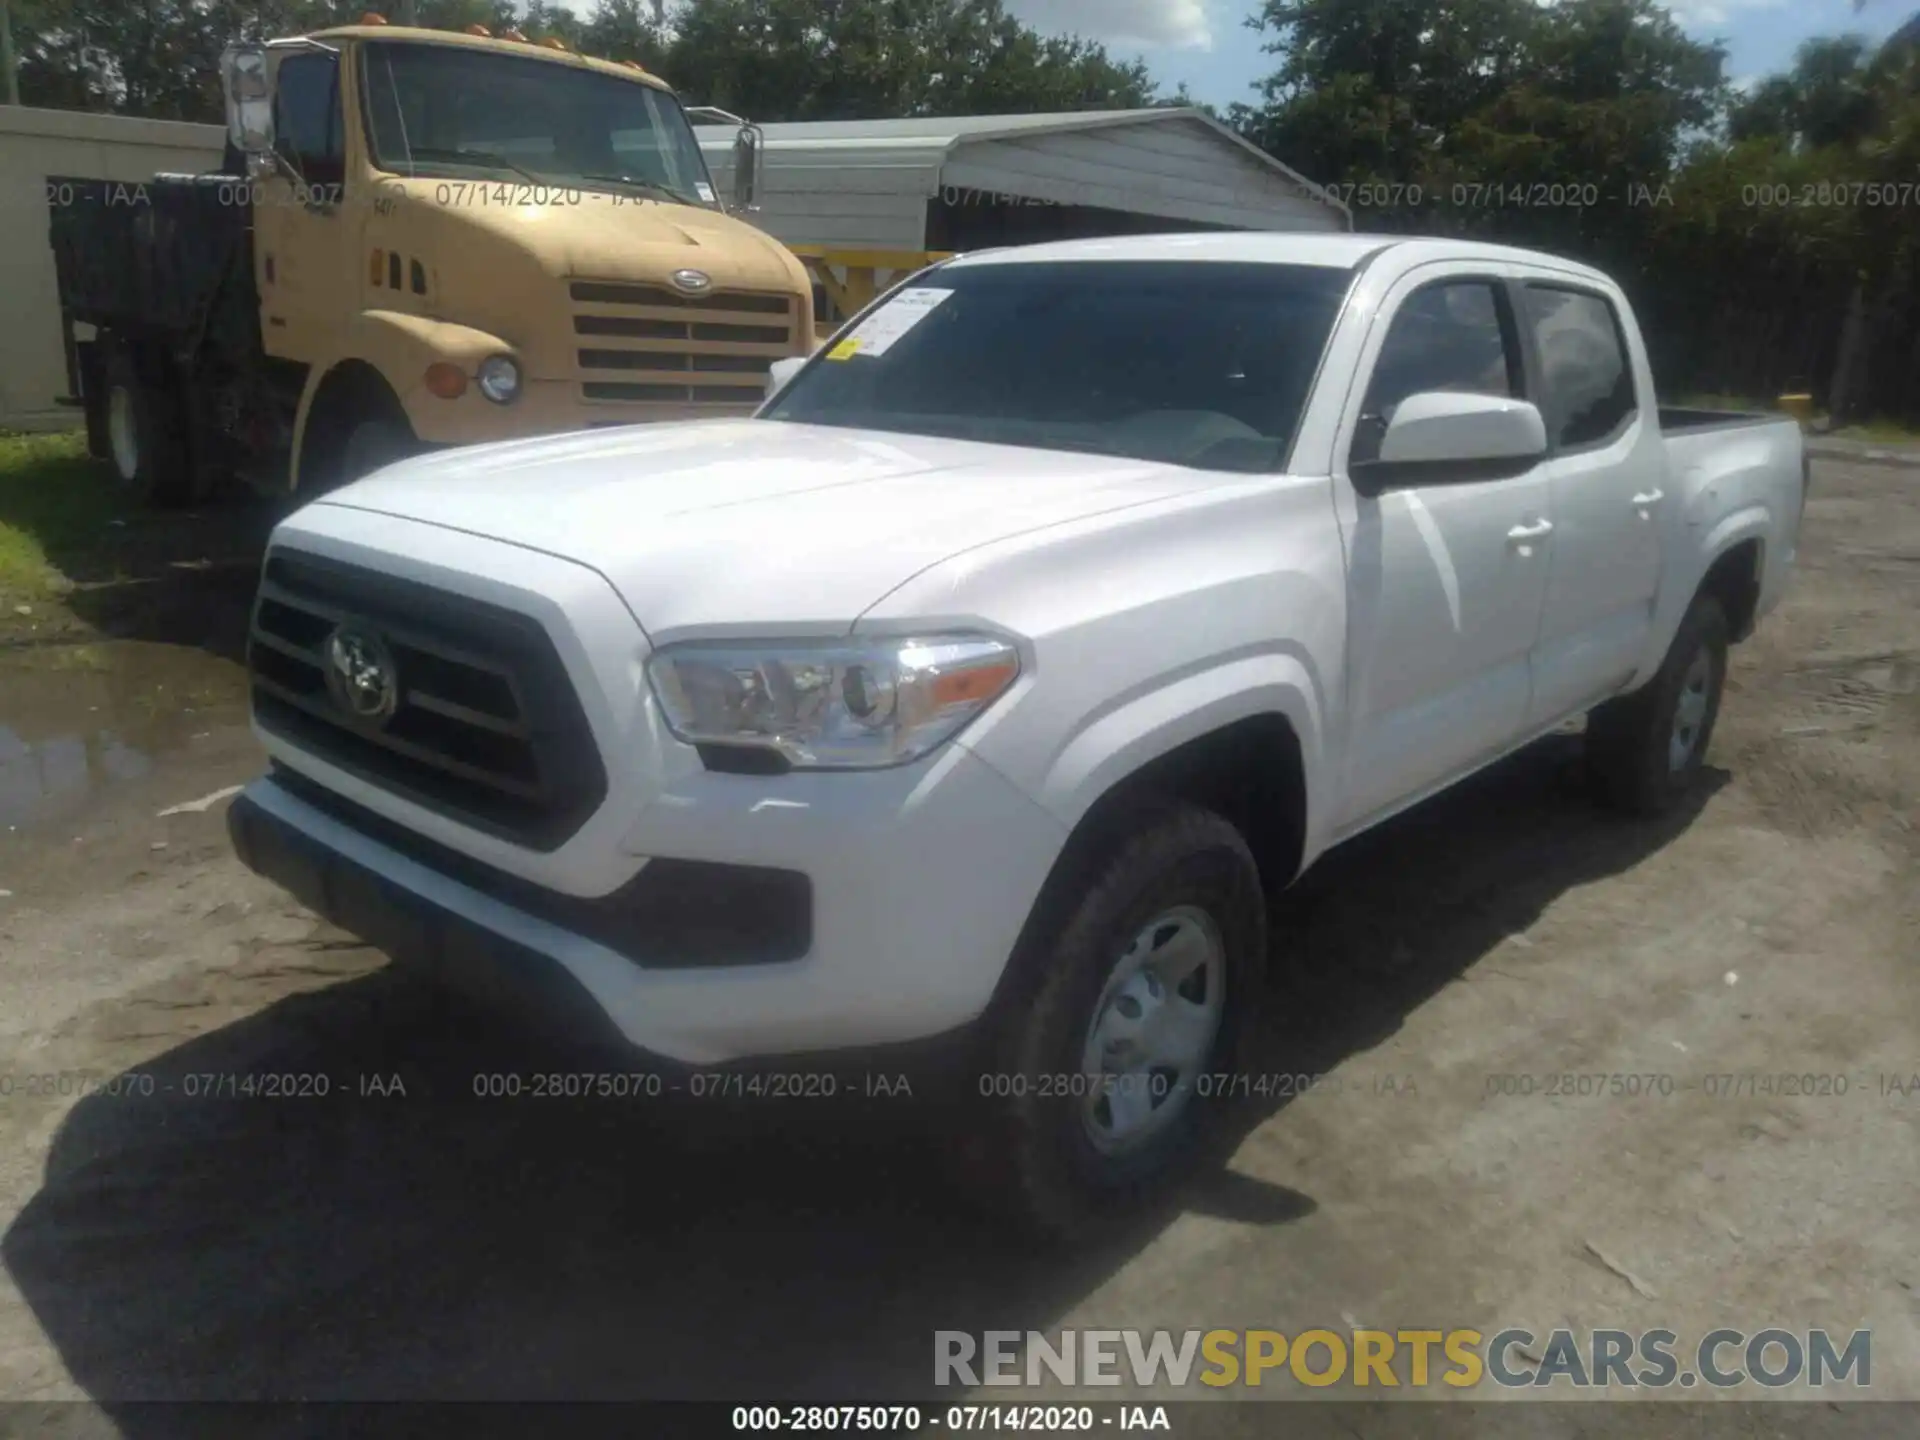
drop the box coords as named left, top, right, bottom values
left=1585, top=593, right=1730, bottom=815
left=79, top=345, right=110, bottom=461
left=102, top=344, right=194, bottom=507
left=339, top=415, right=417, bottom=486
left=955, top=801, right=1266, bottom=1239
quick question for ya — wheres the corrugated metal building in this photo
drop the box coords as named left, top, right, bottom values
left=695, top=108, right=1349, bottom=256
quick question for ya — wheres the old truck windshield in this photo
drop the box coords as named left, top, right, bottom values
left=763, top=261, right=1356, bottom=473
left=362, top=41, right=715, bottom=206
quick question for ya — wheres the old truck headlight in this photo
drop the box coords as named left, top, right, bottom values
left=646, top=634, right=1020, bottom=770
left=477, top=354, right=521, bottom=404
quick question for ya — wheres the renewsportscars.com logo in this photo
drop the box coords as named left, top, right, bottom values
left=935, top=1328, right=1872, bottom=1391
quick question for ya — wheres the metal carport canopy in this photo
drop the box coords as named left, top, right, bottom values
left=695, top=108, right=1352, bottom=253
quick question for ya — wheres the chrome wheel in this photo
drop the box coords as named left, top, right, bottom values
left=108, top=384, right=139, bottom=482
left=1079, top=905, right=1225, bottom=1156
left=1669, top=646, right=1713, bottom=772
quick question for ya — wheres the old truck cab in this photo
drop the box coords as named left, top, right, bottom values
left=225, top=22, right=816, bottom=487
left=50, top=20, right=816, bottom=506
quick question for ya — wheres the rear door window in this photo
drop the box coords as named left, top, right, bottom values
left=1522, top=286, right=1638, bottom=449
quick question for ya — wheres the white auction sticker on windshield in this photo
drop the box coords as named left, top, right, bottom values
left=825, top=287, right=953, bottom=360
left=695, top=181, right=716, bottom=203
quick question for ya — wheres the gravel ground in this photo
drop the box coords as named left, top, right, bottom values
left=0, top=458, right=1913, bottom=1434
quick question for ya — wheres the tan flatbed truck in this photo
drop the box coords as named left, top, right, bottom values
left=47, top=16, right=817, bottom=505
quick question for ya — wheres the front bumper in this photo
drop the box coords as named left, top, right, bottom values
left=229, top=780, right=634, bottom=1057
left=229, top=738, right=1066, bottom=1067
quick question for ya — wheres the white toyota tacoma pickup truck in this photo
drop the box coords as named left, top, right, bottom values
left=228, top=233, right=1807, bottom=1231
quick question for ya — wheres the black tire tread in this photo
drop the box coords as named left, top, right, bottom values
left=1587, top=594, right=1729, bottom=816
left=103, top=342, right=195, bottom=508
left=956, top=799, right=1265, bottom=1241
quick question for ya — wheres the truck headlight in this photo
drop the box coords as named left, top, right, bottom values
left=477, top=354, right=521, bottom=404
left=646, top=634, right=1020, bottom=770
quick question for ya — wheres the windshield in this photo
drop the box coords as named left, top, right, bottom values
left=762, top=260, right=1356, bottom=472
left=361, top=41, right=716, bottom=206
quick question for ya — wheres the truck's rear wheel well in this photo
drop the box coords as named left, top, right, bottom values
left=986, top=714, right=1307, bottom=1023
left=1700, top=540, right=1762, bottom=642
left=299, top=361, right=407, bottom=492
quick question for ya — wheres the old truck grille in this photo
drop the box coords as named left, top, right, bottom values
left=246, top=552, right=607, bottom=852
left=570, top=280, right=795, bottom=405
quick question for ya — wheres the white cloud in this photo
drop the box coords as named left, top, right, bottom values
left=1658, top=0, right=1789, bottom=25
left=1003, top=0, right=1214, bottom=51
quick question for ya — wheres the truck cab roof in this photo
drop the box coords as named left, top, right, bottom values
left=940, top=232, right=1617, bottom=287
left=300, top=24, right=676, bottom=94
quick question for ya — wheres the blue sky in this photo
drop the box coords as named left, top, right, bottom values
left=1004, top=0, right=1916, bottom=110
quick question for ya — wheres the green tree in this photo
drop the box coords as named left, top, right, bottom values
left=662, top=0, right=1156, bottom=121
left=580, top=0, right=669, bottom=71
left=1232, top=0, right=1725, bottom=215
left=11, top=0, right=1155, bottom=121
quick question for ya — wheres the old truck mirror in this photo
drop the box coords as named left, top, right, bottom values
left=221, top=45, right=274, bottom=154
left=731, top=124, right=764, bottom=213
left=685, top=107, right=765, bottom=214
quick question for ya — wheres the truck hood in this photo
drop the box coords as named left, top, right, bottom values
left=315, top=419, right=1216, bottom=640
left=421, top=188, right=804, bottom=294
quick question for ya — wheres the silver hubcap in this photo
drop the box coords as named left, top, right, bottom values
left=1670, top=647, right=1713, bottom=772
left=1079, top=905, right=1226, bottom=1156
left=108, top=385, right=139, bottom=482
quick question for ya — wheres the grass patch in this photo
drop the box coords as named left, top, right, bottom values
left=1829, top=417, right=1920, bottom=445
left=0, top=430, right=122, bottom=602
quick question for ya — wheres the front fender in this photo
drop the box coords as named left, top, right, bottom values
left=1013, top=647, right=1331, bottom=873
left=289, top=312, right=520, bottom=488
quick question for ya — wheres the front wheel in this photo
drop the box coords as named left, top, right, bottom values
left=338, top=416, right=418, bottom=487
left=1586, top=593, right=1729, bottom=815
left=957, top=801, right=1265, bottom=1238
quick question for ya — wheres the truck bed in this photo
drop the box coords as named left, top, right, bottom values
left=1656, top=405, right=1787, bottom=437
left=49, top=173, right=253, bottom=336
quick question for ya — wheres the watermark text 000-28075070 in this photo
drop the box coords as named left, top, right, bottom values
left=935, top=1327, right=1872, bottom=1392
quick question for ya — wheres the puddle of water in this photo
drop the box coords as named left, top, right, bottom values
left=0, top=641, right=250, bottom=832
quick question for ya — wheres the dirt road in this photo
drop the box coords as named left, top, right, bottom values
left=0, top=457, right=1913, bottom=1431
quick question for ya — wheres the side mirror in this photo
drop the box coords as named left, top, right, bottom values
left=684, top=107, right=764, bottom=214
left=730, top=124, right=764, bottom=212
left=221, top=45, right=275, bottom=155
left=1353, top=391, right=1547, bottom=492
left=766, top=355, right=806, bottom=400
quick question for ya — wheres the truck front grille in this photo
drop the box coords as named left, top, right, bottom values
left=246, top=552, right=607, bottom=852
left=569, top=280, right=795, bottom=407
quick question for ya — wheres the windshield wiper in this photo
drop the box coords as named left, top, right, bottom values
left=573, top=172, right=699, bottom=206
left=409, top=146, right=549, bottom=187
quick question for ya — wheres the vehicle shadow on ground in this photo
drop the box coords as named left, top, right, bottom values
left=1248, top=737, right=1729, bottom=1083
left=0, top=736, right=1725, bottom=1419
left=0, top=448, right=277, bottom=665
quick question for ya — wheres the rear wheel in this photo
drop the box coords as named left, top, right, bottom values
left=102, top=344, right=194, bottom=507
left=956, top=801, right=1264, bottom=1239
left=1586, top=593, right=1729, bottom=815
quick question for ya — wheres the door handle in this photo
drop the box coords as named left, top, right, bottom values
left=1507, top=519, right=1554, bottom=543
left=1632, top=488, right=1665, bottom=507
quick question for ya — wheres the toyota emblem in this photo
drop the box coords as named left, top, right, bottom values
left=670, top=268, right=713, bottom=296
left=323, top=622, right=400, bottom=727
